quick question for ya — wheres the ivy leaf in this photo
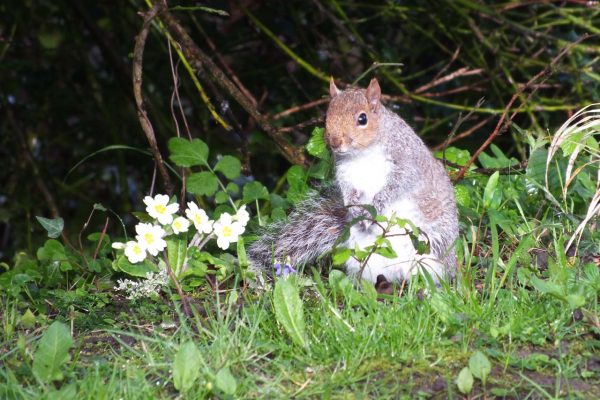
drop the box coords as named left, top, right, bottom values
left=469, top=351, right=491, bottom=385
left=242, top=181, right=269, bottom=203
left=168, top=137, right=208, bottom=167
left=273, top=278, right=307, bottom=347
left=172, top=341, right=202, bottom=392
left=35, top=216, right=64, bottom=239
left=188, top=171, right=218, bottom=196
left=215, top=367, right=237, bottom=396
left=214, top=155, right=241, bottom=179
left=32, top=321, right=73, bottom=382
left=455, top=367, right=474, bottom=394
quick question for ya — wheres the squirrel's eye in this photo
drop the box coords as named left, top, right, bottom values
left=357, top=113, right=368, bottom=126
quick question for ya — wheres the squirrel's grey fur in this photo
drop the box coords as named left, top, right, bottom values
left=247, top=186, right=347, bottom=269
left=247, top=78, right=458, bottom=282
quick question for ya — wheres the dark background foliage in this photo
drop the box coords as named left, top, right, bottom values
left=1, top=0, right=598, bottom=260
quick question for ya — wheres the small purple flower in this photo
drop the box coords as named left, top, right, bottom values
left=274, top=257, right=297, bottom=277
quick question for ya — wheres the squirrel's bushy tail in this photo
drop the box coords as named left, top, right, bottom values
left=247, top=187, right=347, bottom=270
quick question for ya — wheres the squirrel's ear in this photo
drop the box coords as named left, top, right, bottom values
left=329, top=77, right=340, bottom=98
left=366, top=78, right=381, bottom=110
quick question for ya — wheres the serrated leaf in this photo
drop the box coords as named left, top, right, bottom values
left=273, top=278, right=307, bottom=347
left=483, top=171, right=500, bottom=209
left=455, top=367, right=473, bottom=394
left=242, top=181, right=269, bottom=203
left=173, top=341, right=202, bottom=392
left=167, top=235, right=187, bottom=277
left=188, top=171, right=218, bottom=196
left=226, top=182, right=239, bottom=195
left=114, top=255, right=157, bottom=277
left=168, top=137, right=209, bottom=167
left=215, top=367, right=237, bottom=396
left=469, top=351, right=491, bottom=385
left=214, top=191, right=230, bottom=204
left=32, top=321, right=73, bottom=382
left=35, top=216, right=64, bottom=239
left=214, top=155, right=241, bottom=179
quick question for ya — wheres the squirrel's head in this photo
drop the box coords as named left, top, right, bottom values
left=325, top=78, right=381, bottom=154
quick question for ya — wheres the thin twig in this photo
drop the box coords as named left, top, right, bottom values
left=454, top=35, right=589, bottom=181
left=414, top=67, right=483, bottom=94
left=156, top=4, right=307, bottom=165
left=272, top=98, right=329, bottom=120
left=132, top=3, right=173, bottom=194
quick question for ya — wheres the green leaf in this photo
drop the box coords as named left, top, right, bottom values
left=306, top=127, right=330, bottom=160
left=35, top=216, right=64, bottom=238
left=20, top=309, right=36, bottom=329
left=332, top=248, right=352, bottom=266
left=215, top=367, right=237, bottom=396
left=273, top=278, right=307, bottom=347
left=226, top=182, right=239, bottom=195
left=454, top=185, right=471, bottom=208
left=214, top=191, right=230, bottom=204
left=237, top=237, right=248, bottom=269
left=188, top=171, right=218, bottom=196
left=168, top=137, right=209, bottom=167
left=483, top=171, right=500, bottom=209
left=435, top=146, right=471, bottom=166
left=32, top=321, right=73, bottom=382
left=37, top=239, right=67, bottom=262
left=172, top=341, right=202, bottom=392
left=167, top=235, right=187, bottom=277
left=113, top=255, right=157, bottom=277
left=214, top=155, right=241, bottom=179
left=469, top=351, right=491, bottom=385
left=242, top=181, right=269, bottom=203
left=455, top=367, right=474, bottom=394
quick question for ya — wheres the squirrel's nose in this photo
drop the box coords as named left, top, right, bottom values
left=328, top=136, right=342, bottom=149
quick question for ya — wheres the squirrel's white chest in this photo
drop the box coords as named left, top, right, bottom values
left=336, top=146, right=392, bottom=203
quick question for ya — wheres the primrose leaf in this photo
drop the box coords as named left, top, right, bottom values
left=469, top=351, right=491, bottom=385
left=167, top=235, right=187, bottom=277
left=114, top=255, right=157, bottom=278
left=273, top=278, right=307, bottom=347
left=483, top=171, right=500, bottom=209
left=32, top=321, right=73, bottom=382
left=172, top=341, right=202, bottom=392
left=215, top=367, right=237, bottom=396
left=306, top=127, right=330, bottom=160
left=455, top=367, right=474, bottom=394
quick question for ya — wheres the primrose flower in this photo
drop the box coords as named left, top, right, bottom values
left=143, top=194, right=179, bottom=225
left=135, top=223, right=167, bottom=256
left=124, top=240, right=147, bottom=264
left=274, top=257, right=296, bottom=277
left=213, top=213, right=244, bottom=250
left=171, top=216, right=190, bottom=234
left=234, top=204, right=250, bottom=228
left=185, top=202, right=214, bottom=234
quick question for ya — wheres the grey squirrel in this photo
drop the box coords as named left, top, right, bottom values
left=248, top=78, right=459, bottom=283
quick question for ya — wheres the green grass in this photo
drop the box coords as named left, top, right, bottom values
left=1, top=242, right=598, bottom=399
